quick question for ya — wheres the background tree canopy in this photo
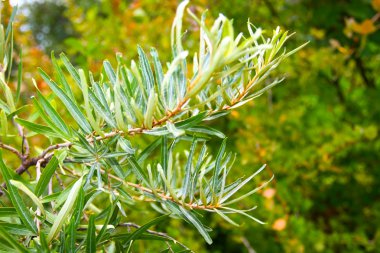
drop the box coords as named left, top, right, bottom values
left=2, top=0, right=380, bottom=252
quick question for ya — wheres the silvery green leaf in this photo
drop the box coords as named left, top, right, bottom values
left=166, top=121, right=185, bottom=137
left=10, top=180, right=46, bottom=217
left=47, top=177, right=83, bottom=242
left=186, top=126, right=225, bottom=139
left=39, top=68, right=92, bottom=134
left=103, top=60, right=116, bottom=86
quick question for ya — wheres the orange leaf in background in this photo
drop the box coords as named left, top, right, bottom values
left=230, top=110, right=240, bottom=118
left=372, top=0, right=380, bottom=12
left=352, top=19, right=377, bottom=35
left=272, top=218, right=287, bottom=231
left=263, top=188, right=276, bottom=199
left=329, top=39, right=353, bottom=55
left=258, top=148, right=267, bottom=158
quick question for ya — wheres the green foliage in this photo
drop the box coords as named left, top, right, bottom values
left=0, top=1, right=301, bottom=251
left=213, top=0, right=380, bottom=252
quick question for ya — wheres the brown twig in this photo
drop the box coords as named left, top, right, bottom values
left=13, top=118, right=29, bottom=158
left=98, top=168, right=219, bottom=210
left=354, top=56, right=375, bottom=89
left=39, top=142, right=72, bottom=158
left=0, top=143, right=23, bottom=159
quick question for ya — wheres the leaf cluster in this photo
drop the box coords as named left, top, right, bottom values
left=0, top=1, right=303, bottom=251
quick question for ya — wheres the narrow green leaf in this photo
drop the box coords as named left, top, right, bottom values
left=143, top=126, right=169, bottom=136
left=88, top=89, right=116, bottom=128
left=51, top=52, right=76, bottom=101
left=31, top=97, right=67, bottom=138
left=67, top=188, right=84, bottom=252
left=166, top=122, right=185, bottom=137
left=137, top=138, right=161, bottom=163
left=150, top=48, right=164, bottom=87
left=60, top=53, right=81, bottom=87
left=86, top=215, right=96, bottom=253
left=175, top=112, right=207, bottom=129
left=79, top=69, right=102, bottom=134
left=211, top=138, right=227, bottom=201
left=137, top=45, right=154, bottom=91
left=36, top=91, right=70, bottom=136
left=96, top=204, right=115, bottom=244
left=0, top=110, right=7, bottom=136
left=178, top=206, right=212, bottom=244
left=181, top=138, right=197, bottom=201
left=161, top=136, right=168, bottom=176
left=114, top=75, right=127, bottom=132
left=38, top=232, right=49, bottom=252
left=0, top=26, right=4, bottom=61
left=5, top=5, right=18, bottom=38
left=0, top=99, right=10, bottom=114
left=47, top=177, right=83, bottom=242
left=0, top=207, right=17, bottom=217
left=90, top=74, right=109, bottom=110
left=72, top=130, right=95, bottom=154
left=0, top=76, right=15, bottom=112
left=15, top=118, right=59, bottom=138
left=220, top=206, right=265, bottom=224
left=0, top=151, right=37, bottom=234
left=223, top=174, right=274, bottom=205
left=220, top=164, right=266, bottom=204
left=143, top=113, right=207, bottom=136
left=16, top=49, right=22, bottom=104
left=5, top=26, right=14, bottom=83
left=10, top=180, right=46, bottom=216
left=186, top=126, right=225, bottom=138
left=117, top=138, right=135, bottom=154
left=39, top=68, right=92, bottom=134
left=122, top=215, right=169, bottom=245
left=213, top=208, right=239, bottom=227
left=35, top=156, right=59, bottom=197
left=189, top=143, right=207, bottom=203
left=104, top=158, right=127, bottom=179
left=0, top=226, right=28, bottom=253
left=144, top=90, right=156, bottom=129
left=125, top=156, right=150, bottom=186
left=120, top=66, right=133, bottom=97
left=5, top=105, right=29, bottom=119
left=111, top=232, right=171, bottom=242
left=0, top=222, right=35, bottom=236
left=103, top=60, right=116, bottom=86
left=157, top=164, right=180, bottom=202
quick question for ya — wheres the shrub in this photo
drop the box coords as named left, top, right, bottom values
left=0, top=1, right=304, bottom=251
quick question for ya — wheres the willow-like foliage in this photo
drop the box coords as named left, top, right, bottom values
left=0, top=1, right=305, bottom=251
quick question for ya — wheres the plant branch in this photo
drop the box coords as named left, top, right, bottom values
left=0, top=155, right=51, bottom=196
left=39, top=142, right=72, bottom=158
left=354, top=56, right=375, bottom=89
left=12, top=118, right=30, bottom=157
left=98, top=168, right=220, bottom=210
left=118, top=222, right=191, bottom=251
left=0, top=143, right=23, bottom=159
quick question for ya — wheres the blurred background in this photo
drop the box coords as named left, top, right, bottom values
left=3, top=0, right=380, bottom=252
